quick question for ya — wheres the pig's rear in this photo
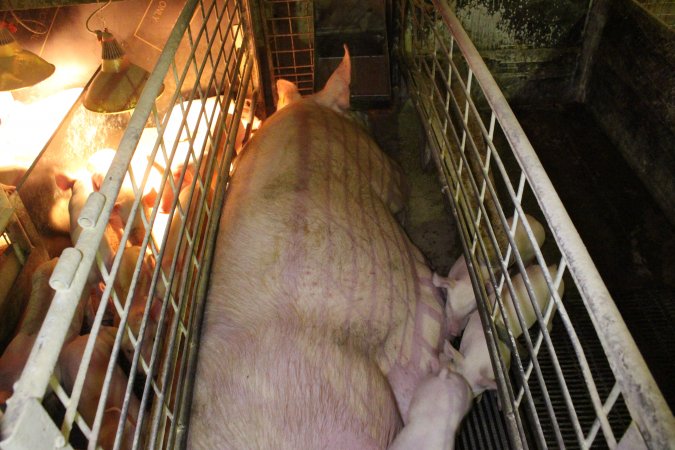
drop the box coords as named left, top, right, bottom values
left=190, top=326, right=400, bottom=449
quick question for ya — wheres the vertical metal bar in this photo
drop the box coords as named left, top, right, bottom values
left=399, top=0, right=675, bottom=448
left=83, top=1, right=202, bottom=448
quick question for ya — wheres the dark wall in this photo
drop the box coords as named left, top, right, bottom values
left=452, top=0, right=589, bottom=104
left=586, top=0, right=675, bottom=224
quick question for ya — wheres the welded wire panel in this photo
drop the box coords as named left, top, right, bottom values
left=397, top=0, right=675, bottom=448
left=261, top=0, right=314, bottom=95
left=0, top=0, right=259, bottom=449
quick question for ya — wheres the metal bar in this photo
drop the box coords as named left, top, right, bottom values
left=404, top=34, right=544, bottom=444
left=404, top=0, right=675, bottom=447
left=145, top=44, right=246, bottom=450
left=83, top=1, right=203, bottom=447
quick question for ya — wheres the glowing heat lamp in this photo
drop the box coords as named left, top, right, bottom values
left=83, top=29, right=163, bottom=114
left=0, top=25, right=55, bottom=92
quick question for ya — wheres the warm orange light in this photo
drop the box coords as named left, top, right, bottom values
left=87, top=147, right=163, bottom=196
left=0, top=88, right=82, bottom=167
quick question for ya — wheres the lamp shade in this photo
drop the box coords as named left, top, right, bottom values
left=83, top=29, right=163, bottom=113
left=0, top=27, right=55, bottom=92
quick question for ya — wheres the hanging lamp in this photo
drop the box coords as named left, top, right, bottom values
left=83, top=28, right=163, bottom=113
left=0, top=23, right=55, bottom=92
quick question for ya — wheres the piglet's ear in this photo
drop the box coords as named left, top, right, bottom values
left=91, top=173, right=104, bottom=191
left=276, top=79, right=301, bottom=111
left=55, top=173, right=75, bottom=191
left=441, top=340, right=464, bottom=372
left=314, top=44, right=351, bottom=113
left=143, top=188, right=158, bottom=208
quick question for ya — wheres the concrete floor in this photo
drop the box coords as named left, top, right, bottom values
left=368, top=100, right=460, bottom=276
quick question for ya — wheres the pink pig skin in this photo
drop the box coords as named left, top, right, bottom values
left=56, top=327, right=140, bottom=450
left=0, top=258, right=85, bottom=404
left=388, top=368, right=472, bottom=450
left=189, top=47, right=446, bottom=448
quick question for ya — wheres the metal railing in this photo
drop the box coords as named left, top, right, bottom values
left=0, top=0, right=259, bottom=448
left=398, top=0, right=675, bottom=448
left=261, top=0, right=314, bottom=95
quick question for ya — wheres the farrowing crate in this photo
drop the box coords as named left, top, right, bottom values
left=0, top=0, right=674, bottom=449
left=397, top=0, right=674, bottom=448
left=1, top=0, right=260, bottom=448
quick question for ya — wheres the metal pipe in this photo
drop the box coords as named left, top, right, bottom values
left=428, top=0, right=675, bottom=447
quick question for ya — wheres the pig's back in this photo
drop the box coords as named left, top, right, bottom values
left=193, top=100, right=430, bottom=447
left=206, top=101, right=417, bottom=344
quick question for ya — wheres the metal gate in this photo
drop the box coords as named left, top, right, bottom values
left=397, top=0, right=674, bottom=448
left=1, top=0, right=674, bottom=449
left=1, top=0, right=259, bottom=448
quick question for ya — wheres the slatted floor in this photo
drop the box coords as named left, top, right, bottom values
left=371, top=101, right=675, bottom=448
left=515, top=103, right=675, bottom=414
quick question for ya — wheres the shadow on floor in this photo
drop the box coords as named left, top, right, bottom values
left=514, top=103, right=675, bottom=411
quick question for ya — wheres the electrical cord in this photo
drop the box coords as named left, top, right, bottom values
left=85, top=0, right=112, bottom=35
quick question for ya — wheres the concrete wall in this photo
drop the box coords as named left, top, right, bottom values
left=585, top=0, right=675, bottom=224
left=452, top=0, right=590, bottom=104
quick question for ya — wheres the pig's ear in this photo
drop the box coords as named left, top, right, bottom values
left=315, top=44, right=351, bottom=113
left=276, top=79, right=301, bottom=111
left=91, top=173, right=104, bottom=191
left=55, top=173, right=75, bottom=191
left=143, top=188, right=158, bottom=208
left=432, top=272, right=454, bottom=291
left=442, top=340, right=464, bottom=372
left=109, top=203, right=125, bottom=230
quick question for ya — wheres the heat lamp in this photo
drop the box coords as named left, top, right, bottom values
left=0, top=23, right=55, bottom=92
left=83, top=28, right=163, bottom=114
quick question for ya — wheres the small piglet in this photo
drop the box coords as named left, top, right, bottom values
left=433, top=214, right=546, bottom=337
left=55, top=171, right=119, bottom=284
left=433, top=255, right=489, bottom=337
left=56, top=327, right=140, bottom=450
left=389, top=366, right=472, bottom=450
left=505, top=214, right=546, bottom=266
left=443, top=312, right=511, bottom=396
left=444, top=264, right=564, bottom=397
left=0, top=258, right=85, bottom=403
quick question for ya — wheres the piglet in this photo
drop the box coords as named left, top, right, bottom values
left=16, top=258, right=60, bottom=335
left=155, top=182, right=213, bottom=302
left=56, top=327, right=140, bottom=450
left=444, top=265, right=564, bottom=397
left=443, top=313, right=511, bottom=397
left=506, top=214, right=546, bottom=266
left=14, top=163, right=73, bottom=257
left=0, top=258, right=85, bottom=403
left=433, top=214, right=546, bottom=337
left=55, top=171, right=119, bottom=284
left=433, top=255, right=489, bottom=337
left=88, top=149, right=159, bottom=247
left=389, top=365, right=472, bottom=450
left=493, top=264, right=564, bottom=337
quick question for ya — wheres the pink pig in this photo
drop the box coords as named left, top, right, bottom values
left=444, top=264, right=564, bottom=397
left=388, top=365, right=472, bottom=450
left=433, top=214, right=546, bottom=337
left=189, top=46, right=449, bottom=448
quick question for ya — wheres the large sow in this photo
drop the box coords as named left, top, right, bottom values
left=189, top=48, right=454, bottom=449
